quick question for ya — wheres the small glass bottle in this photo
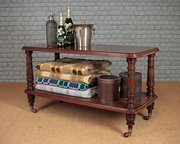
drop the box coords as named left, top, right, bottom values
left=64, top=3, right=74, bottom=47
left=57, top=13, right=66, bottom=47
left=46, top=12, right=57, bottom=48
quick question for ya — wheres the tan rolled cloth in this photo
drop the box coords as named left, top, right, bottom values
left=36, top=57, right=112, bottom=75
left=36, top=57, right=82, bottom=73
left=36, top=70, right=111, bottom=84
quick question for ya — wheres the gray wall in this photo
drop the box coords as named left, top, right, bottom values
left=0, top=0, right=180, bottom=82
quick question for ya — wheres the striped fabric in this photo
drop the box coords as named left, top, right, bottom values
left=35, top=84, right=97, bottom=98
left=35, top=58, right=112, bottom=98
left=36, top=70, right=111, bottom=84
left=36, top=77, right=94, bottom=91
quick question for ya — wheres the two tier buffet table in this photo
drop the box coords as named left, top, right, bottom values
left=22, top=44, right=159, bottom=137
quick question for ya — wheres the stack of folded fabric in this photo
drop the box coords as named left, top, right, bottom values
left=35, top=57, right=112, bottom=98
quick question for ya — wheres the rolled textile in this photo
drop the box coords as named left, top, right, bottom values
left=56, top=68, right=107, bottom=76
left=35, top=84, right=97, bottom=98
left=69, top=60, right=111, bottom=75
left=36, top=57, right=111, bottom=75
left=36, top=70, right=111, bottom=84
left=36, top=60, right=77, bottom=73
left=36, top=77, right=94, bottom=91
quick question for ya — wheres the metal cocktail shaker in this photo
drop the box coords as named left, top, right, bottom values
left=74, top=23, right=94, bottom=50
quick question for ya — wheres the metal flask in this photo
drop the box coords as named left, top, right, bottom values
left=98, top=75, right=121, bottom=103
left=119, top=72, right=142, bottom=98
left=74, top=23, right=93, bottom=50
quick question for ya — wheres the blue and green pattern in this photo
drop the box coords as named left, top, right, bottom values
left=36, top=77, right=94, bottom=91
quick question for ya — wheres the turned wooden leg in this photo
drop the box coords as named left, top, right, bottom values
left=146, top=54, right=155, bottom=97
left=27, top=94, right=37, bottom=113
left=144, top=102, right=154, bottom=120
left=54, top=53, right=60, bottom=60
left=126, top=58, right=136, bottom=111
left=124, top=114, right=136, bottom=137
left=124, top=58, right=136, bottom=137
left=26, top=51, right=37, bottom=113
left=145, top=54, right=155, bottom=119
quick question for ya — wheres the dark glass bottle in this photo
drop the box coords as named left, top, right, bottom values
left=64, top=4, right=74, bottom=47
left=46, top=12, right=57, bottom=48
left=57, top=13, right=66, bottom=47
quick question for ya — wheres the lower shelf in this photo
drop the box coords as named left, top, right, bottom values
left=25, top=89, right=157, bottom=114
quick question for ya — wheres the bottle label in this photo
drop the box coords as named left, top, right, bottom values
left=64, top=22, right=74, bottom=45
left=57, top=27, right=66, bottom=46
left=64, top=23, right=73, bottom=32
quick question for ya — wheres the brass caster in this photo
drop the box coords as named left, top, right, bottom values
left=124, top=132, right=132, bottom=138
left=31, top=108, right=37, bottom=113
left=143, top=115, right=150, bottom=120
left=124, top=128, right=132, bottom=138
left=143, top=113, right=152, bottom=120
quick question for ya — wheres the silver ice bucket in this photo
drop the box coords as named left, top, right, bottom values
left=74, top=24, right=93, bottom=50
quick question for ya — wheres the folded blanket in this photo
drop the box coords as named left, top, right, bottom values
left=36, top=70, right=111, bottom=84
left=36, top=57, right=111, bottom=75
left=35, top=84, right=97, bottom=98
left=36, top=77, right=95, bottom=91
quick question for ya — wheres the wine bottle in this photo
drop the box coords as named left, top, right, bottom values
left=46, top=12, right=57, bottom=48
left=64, top=3, right=74, bottom=47
left=57, top=13, right=66, bottom=47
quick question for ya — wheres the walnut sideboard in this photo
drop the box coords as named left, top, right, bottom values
left=22, top=44, right=159, bottom=137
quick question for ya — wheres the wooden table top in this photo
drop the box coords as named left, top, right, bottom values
left=22, top=44, right=159, bottom=58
